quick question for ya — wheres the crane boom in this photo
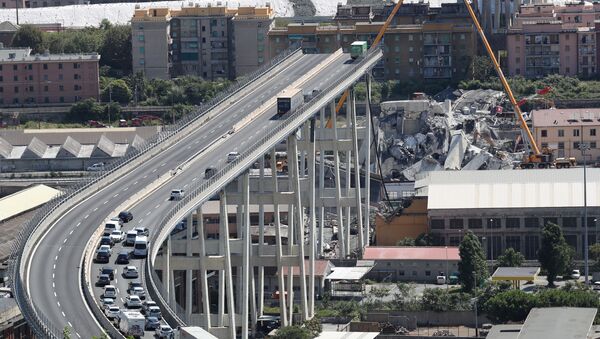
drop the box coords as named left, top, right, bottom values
left=328, top=0, right=405, bottom=126
left=462, top=0, right=540, bottom=155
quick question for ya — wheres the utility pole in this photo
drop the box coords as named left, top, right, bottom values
left=581, top=124, right=589, bottom=285
left=108, top=85, right=112, bottom=126
left=15, top=0, right=19, bottom=25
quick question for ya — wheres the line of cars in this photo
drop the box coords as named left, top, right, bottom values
left=94, top=210, right=174, bottom=338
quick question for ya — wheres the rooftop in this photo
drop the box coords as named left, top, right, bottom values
left=520, top=307, right=597, bottom=339
left=281, top=260, right=332, bottom=277
left=532, top=108, right=600, bottom=127
left=0, top=184, right=62, bottom=222
left=416, top=169, right=600, bottom=210
left=325, top=265, right=373, bottom=281
left=0, top=48, right=100, bottom=63
left=363, top=246, right=460, bottom=261
left=492, top=267, right=540, bottom=281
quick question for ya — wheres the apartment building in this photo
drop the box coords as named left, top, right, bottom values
left=0, top=48, right=100, bottom=106
left=532, top=108, right=600, bottom=162
left=131, top=5, right=273, bottom=80
left=268, top=20, right=474, bottom=81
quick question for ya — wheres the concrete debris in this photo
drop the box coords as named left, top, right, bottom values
left=375, top=89, right=522, bottom=181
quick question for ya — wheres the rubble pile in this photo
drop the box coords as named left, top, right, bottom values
left=376, top=89, right=522, bottom=181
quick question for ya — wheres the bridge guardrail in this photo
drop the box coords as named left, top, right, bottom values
left=147, top=48, right=383, bottom=326
left=8, top=43, right=301, bottom=338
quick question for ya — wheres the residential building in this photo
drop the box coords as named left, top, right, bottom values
left=131, top=5, right=274, bottom=80
left=0, top=48, right=100, bottom=106
left=363, top=246, right=460, bottom=282
left=415, top=169, right=600, bottom=261
left=131, top=8, right=171, bottom=80
left=531, top=108, right=600, bottom=162
left=268, top=18, right=475, bottom=81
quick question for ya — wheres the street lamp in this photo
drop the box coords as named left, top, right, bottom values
left=580, top=131, right=590, bottom=285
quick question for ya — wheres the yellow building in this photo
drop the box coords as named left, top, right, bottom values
left=375, top=197, right=429, bottom=246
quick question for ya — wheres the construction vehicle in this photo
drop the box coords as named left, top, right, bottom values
left=462, top=0, right=571, bottom=169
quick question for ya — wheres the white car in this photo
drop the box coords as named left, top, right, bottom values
left=170, top=189, right=185, bottom=200
left=142, top=300, right=158, bottom=314
left=129, top=286, right=146, bottom=299
left=571, top=269, right=581, bottom=279
left=146, top=305, right=162, bottom=320
left=109, top=230, right=124, bottom=243
left=123, top=266, right=139, bottom=278
left=155, top=324, right=174, bottom=338
left=87, top=162, right=105, bottom=171
left=96, top=245, right=112, bottom=255
left=104, top=306, right=120, bottom=319
left=100, top=297, right=115, bottom=309
left=227, top=151, right=239, bottom=163
left=125, top=295, right=142, bottom=308
left=103, top=285, right=116, bottom=298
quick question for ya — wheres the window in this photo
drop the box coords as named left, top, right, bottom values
left=591, top=129, right=596, bottom=136
left=139, top=47, right=145, bottom=54
left=516, top=57, right=520, bottom=64
left=468, top=219, right=482, bottom=229
left=14, top=86, right=18, bottom=93
left=138, top=34, right=145, bottom=41
left=58, top=63, right=63, bottom=69
left=73, top=74, right=80, bottom=80
left=460, top=33, right=465, bottom=40
left=60, top=96, right=64, bottom=103
left=449, top=219, right=464, bottom=229
left=574, top=129, right=580, bottom=137
left=412, top=271, right=417, bottom=276
left=0, top=86, right=2, bottom=93
left=43, top=63, right=47, bottom=70
left=488, top=218, right=501, bottom=228
left=544, top=217, right=558, bottom=226
left=398, top=270, right=405, bottom=276
left=28, top=75, right=32, bottom=81
left=541, top=142, right=548, bottom=148
left=58, top=74, right=63, bottom=80
left=431, top=219, right=445, bottom=229
left=43, top=74, right=48, bottom=81
left=563, top=217, right=577, bottom=228
left=13, top=76, right=17, bottom=81
left=524, top=217, right=539, bottom=228
left=558, top=142, right=565, bottom=149
left=0, top=76, right=3, bottom=81
left=558, top=129, right=564, bottom=137
left=425, top=271, right=431, bottom=276
left=565, top=45, right=570, bottom=52
left=506, top=218, right=520, bottom=228
left=59, top=85, right=64, bottom=91
left=574, top=141, right=580, bottom=149
left=73, top=63, right=80, bottom=69
left=258, top=33, right=264, bottom=41
left=12, top=65, right=16, bottom=70
left=139, top=58, right=145, bottom=65
left=541, top=130, right=547, bottom=137
left=591, top=142, right=597, bottom=149
left=409, top=46, right=414, bottom=52
left=43, top=86, right=48, bottom=92
left=27, top=64, right=32, bottom=70
left=408, top=34, right=413, bottom=41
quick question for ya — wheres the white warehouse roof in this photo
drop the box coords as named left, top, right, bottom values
left=416, top=169, right=600, bottom=210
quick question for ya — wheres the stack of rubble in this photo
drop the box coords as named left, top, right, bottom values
left=376, top=89, right=521, bottom=181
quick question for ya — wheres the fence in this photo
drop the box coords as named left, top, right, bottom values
left=8, top=43, right=302, bottom=338
left=146, top=48, right=383, bottom=326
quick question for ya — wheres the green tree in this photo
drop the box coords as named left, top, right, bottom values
left=496, top=248, right=525, bottom=268
left=66, top=98, right=104, bottom=122
left=396, top=237, right=415, bottom=246
left=538, top=222, right=571, bottom=287
left=99, top=18, right=113, bottom=30
left=415, top=233, right=444, bottom=246
left=303, top=316, right=322, bottom=337
left=272, top=326, right=312, bottom=339
left=421, top=288, right=472, bottom=312
left=99, top=25, right=132, bottom=74
left=12, top=25, right=45, bottom=54
left=471, top=55, right=495, bottom=81
left=458, top=231, right=488, bottom=292
left=483, top=289, right=536, bottom=323
left=101, top=79, right=132, bottom=104
left=369, top=286, right=391, bottom=299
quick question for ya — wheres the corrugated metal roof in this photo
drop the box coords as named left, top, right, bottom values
left=325, top=266, right=372, bottom=280
left=416, top=169, right=600, bottom=210
left=0, top=184, right=62, bottom=221
left=519, top=308, right=596, bottom=339
left=0, top=127, right=159, bottom=146
left=363, top=246, right=460, bottom=261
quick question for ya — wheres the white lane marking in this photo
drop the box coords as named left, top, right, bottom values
left=155, top=204, right=160, bottom=209
left=184, top=184, right=188, bottom=188
left=135, top=180, right=140, bottom=184
left=209, top=130, right=214, bottom=134
left=54, top=255, right=58, bottom=261
left=152, top=168, right=157, bottom=173
left=76, top=333, right=81, bottom=338
left=161, top=163, right=166, bottom=167
left=63, top=238, right=67, bottom=244
left=116, top=288, right=120, bottom=293
left=218, top=123, right=223, bottom=128
left=54, top=291, right=57, bottom=297
left=115, top=278, right=118, bottom=284
left=138, top=219, right=143, bottom=224
left=93, top=207, right=98, bottom=212
left=69, top=229, right=74, bottom=235
left=52, top=282, right=55, bottom=288
left=123, top=187, right=129, bottom=191
left=52, top=273, right=55, bottom=279
left=84, top=214, right=89, bottom=219
left=57, top=301, right=61, bottom=308
left=195, top=140, right=199, bottom=144
left=61, top=311, right=65, bottom=317
left=58, top=246, right=62, bottom=252
left=187, top=146, right=191, bottom=149
left=76, top=222, right=81, bottom=227
left=103, top=201, right=108, bottom=205
left=146, top=211, right=151, bottom=216
left=192, top=177, right=197, bottom=182
left=113, top=193, right=119, bottom=198
left=121, top=298, right=125, bottom=303
left=68, top=321, right=73, bottom=327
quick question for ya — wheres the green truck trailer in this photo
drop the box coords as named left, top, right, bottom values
left=350, top=41, right=367, bottom=59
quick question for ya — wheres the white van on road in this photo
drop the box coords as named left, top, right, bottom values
left=134, top=236, right=148, bottom=257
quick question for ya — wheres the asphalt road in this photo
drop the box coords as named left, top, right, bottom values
left=26, top=52, right=355, bottom=338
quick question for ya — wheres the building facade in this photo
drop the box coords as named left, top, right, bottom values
left=532, top=108, right=600, bottom=162
left=131, top=5, right=273, bottom=80
left=0, top=48, right=100, bottom=106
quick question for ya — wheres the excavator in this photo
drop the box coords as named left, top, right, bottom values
left=461, top=0, right=575, bottom=169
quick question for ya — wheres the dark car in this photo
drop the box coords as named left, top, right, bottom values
left=99, top=267, right=116, bottom=280
left=145, top=316, right=160, bottom=330
left=100, top=236, right=114, bottom=247
left=95, top=251, right=110, bottom=264
left=115, top=250, right=131, bottom=264
left=118, top=211, right=133, bottom=223
left=96, top=274, right=110, bottom=287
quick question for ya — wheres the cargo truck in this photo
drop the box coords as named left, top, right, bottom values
left=276, top=87, right=304, bottom=116
left=350, top=41, right=367, bottom=59
left=119, top=310, right=145, bottom=337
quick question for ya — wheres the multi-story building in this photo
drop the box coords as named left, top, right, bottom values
left=532, top=108, right=600, bottom=162
left=0, top=48, right=100, bottom=106
left=268, top=19, right=475, bottom=82
left=131, top=5, right=274, bottom=81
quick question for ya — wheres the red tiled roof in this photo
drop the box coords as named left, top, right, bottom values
left=281, top=259, right=331, bottom=277
left=363, top=246, right=460, bottom=261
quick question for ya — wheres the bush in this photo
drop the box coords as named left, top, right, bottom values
left=483, top=290, right=536, bottom=323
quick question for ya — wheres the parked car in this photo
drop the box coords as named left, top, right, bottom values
left=134, top=226, right=149, bottom=237
left=118, top=210, right=133, bottom=223
left=155, top=324, right=174, bottom=338
left=99, top=236, right=114, bottom=247
left=105, top=306, right=120, bottom=320
left=128, top=286, right=146, bottom=299
left=170, top=189, right=185, bottom=200
left=436, top=275, right=447, bottom=285
left=227, top=151, right=239, bottom=163
left=123, top=266, right=139, bottom=278
left=103, top=285, right=117, bottom=298
left=571, top=269, right=581, bottom=280
left=125, top=295, right=142, bottom=308
left=99, top=267, right=116, bottom=280
left=145, top=316, right=160, bottom=330
left=96, top=274, right=111, bottom=287
left=116, top=250, right=131, bottom=265
left=593, top=281, right=600, bottom=291
left=87, top=162, right=105, bottom=171
left=109, top=230, right=124, bottom=243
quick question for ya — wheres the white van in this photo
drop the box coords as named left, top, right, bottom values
left=104, top=220, right=121, bottom=234
left=125, top=230, right=138, bottom=246
left=133, top=236, right=148, bottom=257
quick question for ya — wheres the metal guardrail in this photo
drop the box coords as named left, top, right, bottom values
left=8, top=44, right=302, bottom=338
left=147, top=48, right=383, bottom=326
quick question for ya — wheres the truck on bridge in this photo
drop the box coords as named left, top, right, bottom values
left=119, top=310, right=145, bottom=337
left=276, top=87, right=303, bottom=116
